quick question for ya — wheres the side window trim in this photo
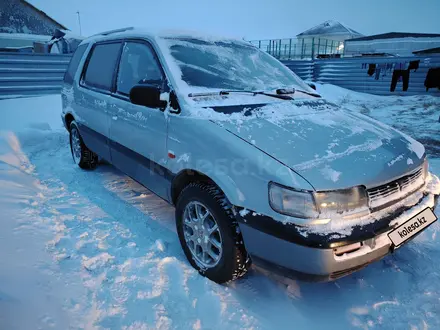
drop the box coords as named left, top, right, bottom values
left=79, top=40, right=124, bottom=95
left=63, top=43, right=89, bottom=85
left=111, top=41, right=125, bottom=94
left=73, top=43, right=91, bottom=88
left=114, top=38, right=168, bottom=99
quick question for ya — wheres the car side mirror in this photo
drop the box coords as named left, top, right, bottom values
left=129, top=84, right=166, bottom=109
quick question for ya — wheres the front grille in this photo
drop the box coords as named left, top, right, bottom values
left=367, top=167, right=424, bottom=210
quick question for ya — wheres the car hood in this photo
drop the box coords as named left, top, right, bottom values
left=211, top=99, right=425, bottom=190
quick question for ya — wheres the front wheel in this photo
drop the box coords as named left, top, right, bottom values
left=176, top=182, right=250, bottom=283
left=69, top=121, right=98, bottom=169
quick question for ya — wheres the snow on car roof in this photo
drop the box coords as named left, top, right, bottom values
left=81, top=27, right=245, bottom=44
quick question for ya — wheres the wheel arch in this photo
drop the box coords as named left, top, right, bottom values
left=170, top=169, right=241, bottom=207
left=64, top=113, right=75, bottom=132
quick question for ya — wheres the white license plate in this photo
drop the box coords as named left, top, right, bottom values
left=388, top=208, right=437, bottom=247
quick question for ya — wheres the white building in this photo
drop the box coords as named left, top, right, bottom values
left=344, top=32, right=440, bottom=57
left=249, top=20, right=363, bottom=59
left=297, top=20, right=363, bottom=42
left=295, top=20, right=363, bottom=57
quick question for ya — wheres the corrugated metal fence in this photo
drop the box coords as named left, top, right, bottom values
left=0, top=52, right=71, bottom=98
left=281, top=60, right=315, bottom=81
left=283, top=55, right=440, bottom=96
left=0, top=52, right=438, bottom=98
left=313, top=55, right=440, bottom=96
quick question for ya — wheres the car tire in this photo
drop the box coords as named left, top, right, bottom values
left=69, top=121, right=98, bottom=170
left=176, top=182, right=250, bottom=284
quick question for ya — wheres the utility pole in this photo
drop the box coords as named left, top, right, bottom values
left=76, top=11, right=82, bottom=36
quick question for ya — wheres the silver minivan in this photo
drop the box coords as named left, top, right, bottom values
left=61, top=27, right=439, bottom=283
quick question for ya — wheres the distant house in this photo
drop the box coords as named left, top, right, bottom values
left=344, top=32, right=440, bottom=57
left=297, top=20, right=363, bottom=42
left=0, top=0, right=67, bottom=49
left=249, top=20, right=363, bottom=59
left=294, top=20, right=363, bottom=58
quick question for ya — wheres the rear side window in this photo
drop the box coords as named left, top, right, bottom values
left=116, top=42, right=163, bottom=95
left=64, top=43, right=88, bottom=85
left=83, top=42, right=121, bottom=91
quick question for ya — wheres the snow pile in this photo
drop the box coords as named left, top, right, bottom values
left=320, top=165, right=341, bottom=183
left=82, top=253, right=114, bottom=271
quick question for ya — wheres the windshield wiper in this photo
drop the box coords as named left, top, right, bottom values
left=276, top=88, right=321, bottom=98
left=188, top=90, right=293, bottom=100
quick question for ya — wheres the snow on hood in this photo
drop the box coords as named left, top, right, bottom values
left=203, top=99, right=425, bottom=190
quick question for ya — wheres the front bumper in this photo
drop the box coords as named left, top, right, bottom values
left=236, top=191, right=438, bottom=281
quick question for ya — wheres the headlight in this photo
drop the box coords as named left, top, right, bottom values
left=269, top=183, right=368, bottom=219
left=269, top=183, right=318, bottom=218
left=423, top=158, right=429, bottom=181
left=314, top=187, right=368, bottom=217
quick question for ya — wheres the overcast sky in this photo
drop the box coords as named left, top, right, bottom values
left=28, top=0, right=440, bottom=40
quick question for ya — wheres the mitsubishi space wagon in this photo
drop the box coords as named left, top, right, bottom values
left=61, top=27, right=439, bottom=283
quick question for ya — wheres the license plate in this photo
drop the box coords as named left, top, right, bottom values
left=388, top=208, right=437, bottom=247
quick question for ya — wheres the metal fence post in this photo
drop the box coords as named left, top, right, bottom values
left=288, top=38, right=292, bottom=59
left=317, top=38, right=321, bottom=58
left=279, top=39, right=282, bottom=58
left=301, top=38, right=305, bottom=59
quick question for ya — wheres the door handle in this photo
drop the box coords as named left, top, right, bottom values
left=112, top=116, right=118, bottom=121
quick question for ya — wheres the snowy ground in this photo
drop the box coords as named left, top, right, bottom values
left=1, top=86, right=440, bottom=330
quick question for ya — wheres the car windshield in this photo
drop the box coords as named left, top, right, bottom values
left=163, top=37, right=312, bottom=93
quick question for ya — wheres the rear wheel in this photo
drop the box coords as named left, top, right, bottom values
left=69, top=121, right=98, bottom=169
left=176, top=182, right=250, bottom=283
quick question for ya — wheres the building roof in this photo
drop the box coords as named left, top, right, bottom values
left=22, top=0, right=68, bottom=30
left=296, top=20, right=363, bottom=38
left=413, top=47, right=440, bottom=55
left=347, top=32, right=440, bottom=42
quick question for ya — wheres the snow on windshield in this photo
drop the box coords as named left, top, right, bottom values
left=158, top=37, right=311, bottom=94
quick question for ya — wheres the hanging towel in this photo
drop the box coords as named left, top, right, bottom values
left=394, top=62, right=408, bottom=70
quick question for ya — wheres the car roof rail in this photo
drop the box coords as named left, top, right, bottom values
left=91, top=27, right=135, bottom=37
